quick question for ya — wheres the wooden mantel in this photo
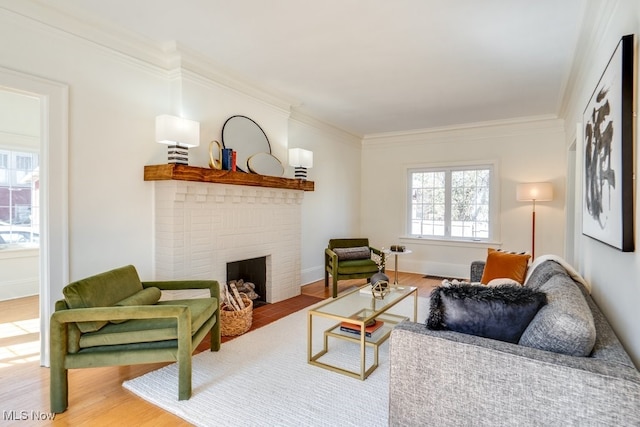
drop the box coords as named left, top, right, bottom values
left=144, top=164, right=314, bottom=191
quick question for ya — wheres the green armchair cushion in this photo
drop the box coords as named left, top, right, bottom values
left=78, top=297, right=217, bottom=349
left=110, top=287, right=162, bottom=324
left=337, top=259, right=380, bottom=275
left=333, top=246, right=371, bottom=260
left=63, top=265, right=144, bottom=332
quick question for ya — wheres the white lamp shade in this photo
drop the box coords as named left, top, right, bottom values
left=516, top=182, right=553, bottom=202
left=288, top=148, right=313, bottom=168
left=155, top=114, right=200, bottom=148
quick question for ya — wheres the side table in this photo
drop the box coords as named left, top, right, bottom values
left=388, top=249, right=412, bottom=286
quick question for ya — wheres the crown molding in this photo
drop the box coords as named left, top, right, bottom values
left=1, top=1, right=299, bottom=115
left=0, top=1, right=170, bottom=71
left=163, top=42, right=296, bottom=115
left=289, top=109, right=362, bottom=147
left=557, top=0, right=619, bottom=121
left=362, top=115, right=564, bottom=148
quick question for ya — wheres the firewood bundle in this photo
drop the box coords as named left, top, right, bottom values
left=222, top=280, right=247, bottom=311
left=235, top=280, right=260, bottom=300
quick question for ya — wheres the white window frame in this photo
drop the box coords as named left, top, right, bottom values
left=0, top=148, right=39, bottom=247
left=406, top=161, right=499, bottom=242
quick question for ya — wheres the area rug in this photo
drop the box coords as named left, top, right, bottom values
left=124, top=295, right=429, bottom=427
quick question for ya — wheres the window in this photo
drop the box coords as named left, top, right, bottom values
left=408, top=164, right=494, bottom=241
left=0, top=149, right=39, bottom=247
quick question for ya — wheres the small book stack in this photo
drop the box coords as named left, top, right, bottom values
left=222, top=148, right=237, bottom=171
left=339, top=319, right=384, bottom=337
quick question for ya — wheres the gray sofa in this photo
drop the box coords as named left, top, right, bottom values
left=389, top=260, right=640, bottom=426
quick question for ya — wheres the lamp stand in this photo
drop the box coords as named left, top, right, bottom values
left=530, top=200, right=536, bottom=259
left=294, top=166, right=307, bottom=180
left=167, top=144, right=189, bottom=165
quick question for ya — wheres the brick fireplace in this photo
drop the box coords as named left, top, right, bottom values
left=152, top=180, right=304, bottom=303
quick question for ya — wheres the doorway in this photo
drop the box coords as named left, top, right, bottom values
left=0, top=89, right=41, bottom=301
left=0, top=67, right=68, bottom=367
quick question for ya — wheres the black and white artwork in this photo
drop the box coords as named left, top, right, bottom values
left=582, top=34, right=634, bottom=252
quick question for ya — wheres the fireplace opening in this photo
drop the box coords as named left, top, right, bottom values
left=226, top=256, right=267, bottom=308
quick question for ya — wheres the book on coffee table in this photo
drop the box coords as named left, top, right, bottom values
left=339, top=319, right=384, bottom=337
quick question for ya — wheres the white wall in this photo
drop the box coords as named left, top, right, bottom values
left=561, top=0, right=640, bottom=367
left=360, top=118, right=567, bottom=278
left=0, top=249, right=38, bottom=299
left=288, top=114, right=363, bottom=284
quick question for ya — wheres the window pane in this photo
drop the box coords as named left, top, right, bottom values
left=409, top=166, right=491, bottom=240
left=409, top=171, right=445, bottom=237
left=0, top=150, right=39, bottom=247
left=450, top=168, right=490, bottom=239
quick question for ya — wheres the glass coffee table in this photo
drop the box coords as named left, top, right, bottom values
left=307, top=284, right=417, bottom=380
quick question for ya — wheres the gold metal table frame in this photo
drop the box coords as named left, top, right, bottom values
left=307, top=284, right=417, bottom=380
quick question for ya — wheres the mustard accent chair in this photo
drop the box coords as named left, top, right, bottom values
left=49, top=265, right=221, bottom=413
left=324, top=238, right=385, bottom=298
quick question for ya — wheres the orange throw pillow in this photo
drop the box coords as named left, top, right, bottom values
left=480, top=248, right=531, bottom=285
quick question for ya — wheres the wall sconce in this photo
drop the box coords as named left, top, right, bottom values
left=155, top=114, right=200, bottom=165
left=516, top=182, right=553, bottom=259
left=288, top=148, right=313, bottom=180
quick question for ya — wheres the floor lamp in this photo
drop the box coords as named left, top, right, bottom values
left=516, top=182, right=553, bottom=259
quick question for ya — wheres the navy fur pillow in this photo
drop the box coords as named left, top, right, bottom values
left=426, top=284, right=547, bottom=343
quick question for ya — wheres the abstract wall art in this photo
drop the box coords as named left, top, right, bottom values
left=582, top=34, right=635, bottom=252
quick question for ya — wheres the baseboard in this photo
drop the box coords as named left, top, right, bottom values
left=300, top=260, right=470, bottom=285
left=0, top=277, right=39, bottom=301
left=398, top=259, right=469, bottom=281
left=300, top=265, right=324, bottom=286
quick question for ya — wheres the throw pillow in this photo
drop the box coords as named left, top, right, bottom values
left=519, top=273, right=596, bottom=356
left=333, top=246, right=371, bottom=260
left=62, top=265, right=144, bottom=333
left=487, top=278, right=521, bottom=287
left=110, top=287, right=162, bottom=324
left=426, top=284, right=547, bottom=344
left=480, top=248, right=531, bottom=285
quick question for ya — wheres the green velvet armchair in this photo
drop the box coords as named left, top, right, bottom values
left=49, top=265, right=221, bottom=413
left=324, top=238, right=385, bottom=298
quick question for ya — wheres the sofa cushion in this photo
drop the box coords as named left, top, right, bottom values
left=480, top=248, right=531, bottom=285
left=519, top=273, right=596, bottom=356
left=426, top=284, right=547, bottom=343
left=333, top=246, right=371, bottom=260
left=63, top=265, right=144, bottom=332
left=78, top=297, right=217, bottom=349
left=109, top=287, right=162, bottom=324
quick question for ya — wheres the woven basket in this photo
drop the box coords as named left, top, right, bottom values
left=220, top=294, right=253, bottom=337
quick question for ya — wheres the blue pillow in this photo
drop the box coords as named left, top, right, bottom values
left=426, top=284, right=547, bottom=344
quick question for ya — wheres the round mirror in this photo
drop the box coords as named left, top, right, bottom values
left=222, top=115, right=271, bottom=172
left=248, top=152, right=284, bottom=177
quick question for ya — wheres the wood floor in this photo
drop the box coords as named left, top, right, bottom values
left=0, top=272, right=439, bottom=426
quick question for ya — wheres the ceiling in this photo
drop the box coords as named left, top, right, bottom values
left=40, top=0, right=586, bottom=136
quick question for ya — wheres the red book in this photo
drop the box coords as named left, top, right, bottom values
left=231, top=150, right=237, bottom=171
left=339, top=319, right=384, bottom=337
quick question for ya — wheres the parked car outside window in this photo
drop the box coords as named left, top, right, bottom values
left=0, top=225, right=39, bottom=247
